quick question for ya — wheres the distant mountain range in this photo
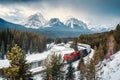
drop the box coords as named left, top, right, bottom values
left=22, top=13, right=89, bottom=30
left=0, top=12, right=114, bottom=38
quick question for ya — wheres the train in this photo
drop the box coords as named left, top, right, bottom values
left=63, top=49, right=89, bottom=63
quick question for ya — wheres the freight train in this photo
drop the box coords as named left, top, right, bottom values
left=63, top=49, right=88, bottom=63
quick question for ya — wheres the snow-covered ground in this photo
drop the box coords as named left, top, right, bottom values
left=100, top=51, right=120, bottom=80
left=26, top=42, right=74, bottom=63
left=27, top=42, right=120, bottom=80
left=0, top=77, right=4, bottom=80
left=26, top=42, right=91, bottom=63
left=1, top=42, right=120, bottom=80
left=0, top=42, right=99, bottom=80
left=30, top=42, right=93, bottom=80
left=31, top=42, right=120, bottom=80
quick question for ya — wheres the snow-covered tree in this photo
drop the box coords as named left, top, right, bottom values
left=77, top=57, right=86, bottom=80
left=66, top=62, right=75, bottom=80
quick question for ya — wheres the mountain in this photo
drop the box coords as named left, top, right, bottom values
left=0, top=16, right=93, bottom=38
left=0, top=18, right=27, bottom=31
left=65, top=18, right=88, bottom=30
left=43, top=18, right=70, bottom=30
left=45, top=18, right=63, bottom=27
left=23, top=13, right=46, bottom=29
left=37, top=18, right=71, bottom=38
left=36, top=18, right=92, bottom=38
left=90, top=27, right=115, bottom=33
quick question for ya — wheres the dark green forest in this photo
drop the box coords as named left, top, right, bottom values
left=0, top=29, right=48, bottom=59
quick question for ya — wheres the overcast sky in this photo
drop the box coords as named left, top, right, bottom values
left=0, top=0, right=120, bottom=28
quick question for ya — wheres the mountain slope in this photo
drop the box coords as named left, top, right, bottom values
left=0, top=18, right=27, bottom=31
left=100, top=51, right=120, bottom=80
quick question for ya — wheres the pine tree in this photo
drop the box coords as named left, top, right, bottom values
left=88, top=58, right=96, bottom=80
left=0, top=41, right=5, bottom=59
left=86, top=46, right=97, bottom=80
left=86, top=46, right=103, bottom=80
left=93, top=46, right=99, bottom=64
left=18, top=50, right=32, bottom=80
left=43, top=53, right=64, bottom=80
left=77, top=57, right=85, bottom=80
left=3, top=65, right=19, bottom=80
left=29, top=41, right=33, bottom=54
left=70, top=38, right=78, bottom=51
left=66, top=62, right=75, bottom=80
left=98, top=44, right=104, bottom=61
left=2, top=44, right=32, bottom=80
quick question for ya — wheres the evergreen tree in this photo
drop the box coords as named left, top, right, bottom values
left=86, top=46, right=97, bottom=80
left=29, top=41, right=33, bottom=54
left=92, top=46, right=99, bottom=64
left=87, top=58, right=96, bottom=80
left=86, top=46, right=103, bottom=80
left=66, top=62, right=75, bottom=80
left=2, top=44, right=32, bottom=80
left=70, top=38, right=78, bottom=51
left=77, top=57, right=85, bottom=80
left=98, top=44, right=104, bottom=61
left=0, top=41, right=5, bottom=59
left=43, top=53, right=64, bottom=80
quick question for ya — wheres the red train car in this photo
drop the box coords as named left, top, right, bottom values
left=63, top=51, right=80, bottom=62
left=63, top=49, right=88, bottom=63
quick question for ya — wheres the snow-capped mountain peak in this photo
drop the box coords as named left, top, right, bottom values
left=65, top=18, right=88, bottom=29
left=22, top=12, right=46, bottom=29
left=45, top=18, right=64, bottom=27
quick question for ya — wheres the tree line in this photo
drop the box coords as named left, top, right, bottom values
left=0, top=29, right=47, bottom=59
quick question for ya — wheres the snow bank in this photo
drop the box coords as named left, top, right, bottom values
left=26, top=51, right=49, bottom=63
left=30, top=66, right=46, bottom=74
left=0, top=77, right=5, bottom=80
left=26, top=42, right=74, bottom=63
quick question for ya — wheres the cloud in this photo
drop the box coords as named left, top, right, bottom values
left=1, top=0, right=120, bottom=17
left=0, top=5, right=40, bottom=23
left=0, top=0, right=120, bottom=28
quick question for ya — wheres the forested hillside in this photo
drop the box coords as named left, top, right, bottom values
left=0, top=29, right=47, bottom=59
left=78, top=24, right=120, bottom=58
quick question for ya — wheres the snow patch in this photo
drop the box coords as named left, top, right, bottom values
left=0, top=59, right=10, bottom=69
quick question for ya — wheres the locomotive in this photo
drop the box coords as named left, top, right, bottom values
left=63, top=49, right=88, bottom=63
